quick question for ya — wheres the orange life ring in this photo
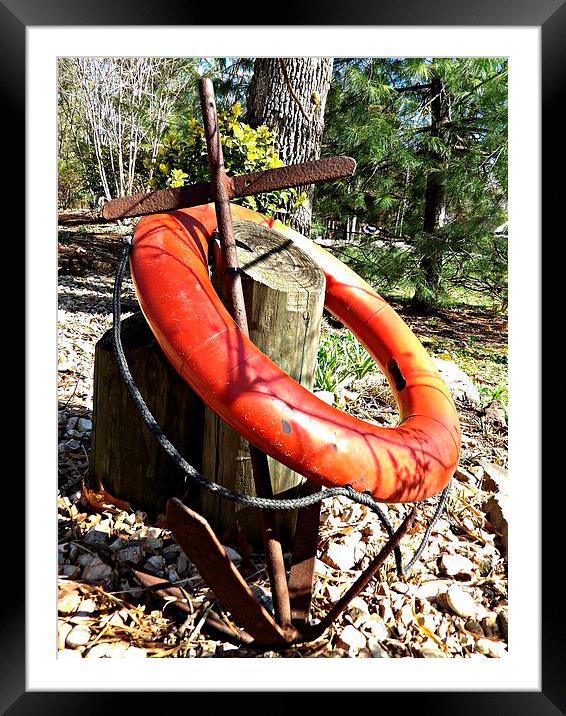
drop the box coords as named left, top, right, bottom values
left=130, top=203, right=460, bottom=503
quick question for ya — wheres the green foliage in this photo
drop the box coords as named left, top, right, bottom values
left=58, top=156, right=92, bottom=209
left=315, top=328, right=376, bottom=393
left=316, top=57, right=508, bottom=310
left=146, top=103, right=304, bottom=219
left=478, top=382, right=508, bottom=415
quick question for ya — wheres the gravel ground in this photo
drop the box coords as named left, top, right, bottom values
left=57, top=227, right=508, bottom=659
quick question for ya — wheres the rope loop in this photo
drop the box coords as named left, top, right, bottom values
left=112, top=239, right=450, bottom=576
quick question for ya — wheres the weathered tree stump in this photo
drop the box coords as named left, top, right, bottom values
left=90, top=219, right=325, bottom=550
left=90, top=312, right=205, bottom=516
left=199, top=220, right=326, bottom=549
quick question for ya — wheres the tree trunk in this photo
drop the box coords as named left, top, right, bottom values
left=410, top=75, right=449, bottom=315
left=199, top=220, right=325, bottom=550
left=246, top=58, right=333, bottom=238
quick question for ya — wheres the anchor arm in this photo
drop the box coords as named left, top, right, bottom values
left=102, top=156, right=356, bottom=220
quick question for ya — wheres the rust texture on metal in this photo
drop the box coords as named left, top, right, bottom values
left=123, top=79, right=420, bottom=650
left=102, top=156, right=356, bottom=220
left=102, top=182, right=212, bottom=220
left=249, top=449, right=293, bottom=630
left=165, top=497, right=417, bottom=649
left=166, top=498, right=291, bottom=644
left=301, top=507, right=417, bottom=641
left=132, top=567, right=255, bottom=647
left=199, top=78, right=249, bottom=332
left=198, top=78, right=293, bottom=633
left=230, top=155, right=356, bottom=196
left=288, top=480, right=322, bottom=624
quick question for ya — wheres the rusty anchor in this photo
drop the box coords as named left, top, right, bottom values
left=109, top=78, right=417, bottom=649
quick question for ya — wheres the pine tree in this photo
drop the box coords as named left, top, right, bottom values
left=316, top=58, right=508, bottom=312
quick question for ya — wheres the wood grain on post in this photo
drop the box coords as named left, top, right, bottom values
left=200, top=220, right=325, bottom=549
left=90, top=312, right=205, bottom=516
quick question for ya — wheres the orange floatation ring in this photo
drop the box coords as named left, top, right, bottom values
left=131, top=203, right=460, bottom=503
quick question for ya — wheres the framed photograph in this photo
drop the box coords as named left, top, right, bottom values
left=11, top=0, right=558, bottom=710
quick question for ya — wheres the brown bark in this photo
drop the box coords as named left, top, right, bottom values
left=411, top=76, right=449, bottom=316
left=246, top=57, right=333, bottom=237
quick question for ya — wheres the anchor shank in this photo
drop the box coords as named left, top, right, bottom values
left=199, top=78, right=292, bottom=630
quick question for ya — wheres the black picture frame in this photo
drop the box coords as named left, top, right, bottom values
left=11, top=1, right=559, bottom=712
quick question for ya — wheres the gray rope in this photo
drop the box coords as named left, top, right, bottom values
left=112, top=237, right=450, bottom=574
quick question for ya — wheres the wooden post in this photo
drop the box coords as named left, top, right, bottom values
left=199, top=220, right=325, bottom=550
left=90, top=220, right=325, bottom=548
left=90, top=312, right=205, bottom=517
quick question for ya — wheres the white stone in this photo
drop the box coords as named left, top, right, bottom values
left=58, top=649, right=83, bottom=659
left=390, top=581, right=411, bottom=594
left=105, top=611, right=126, bottom=628
left=476, top=638, right=507, bottom=658
left=432, top=357, right=481, bottom=405
left=142, top=527, right=162, bottom=539
left=85, top=643, right=114, bottom=658
left=347, top=597, right=369, bottom=620
left=337, top=625, right=366, bottom=653
left=58, top=564, right=81, bottom=579
left=58, top=620, right=73, bottom=650
left=116, top=545, right=144, bottom=564
left=324, top=541, right=359, bottom=571
left=167, top=569, right=180, bottom=584
left=341, top=389, right=359, bottom=403
left=446, top=585, right=480, bottom=618
left=78, top=553, right=96, bottom=567
left=82, top=558, right=113, bottom=582
left=66, top=624, right=91, bottom=648
left=349, top=596, right=369, bottom=613
left=83, top=526, right=111, bottom=547
left=58, top=592, right=81, bottom=615
left=314, top=390, right=335, bottom=406
left=145, top=555, right=165, bottom=572
left=363, top=615, right=389, bottom=641
left=439, top=554, right=476, bottom=578
left=77, top=418, right=92, bottom=432
left=416, top=580, right=449, bottom=600
left=420, top=643, right=447, bottom=658
left=70, top=598, right=96, bottom=623
left=367, top=639, right=389, bottom=657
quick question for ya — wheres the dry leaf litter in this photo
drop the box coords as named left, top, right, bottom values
left=58, top=224, right=508, bottom=659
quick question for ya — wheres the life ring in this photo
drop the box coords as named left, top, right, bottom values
left=130, top=203, right=460, bottom=503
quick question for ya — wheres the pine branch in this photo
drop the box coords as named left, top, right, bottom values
left=395, top=83, right=433, bottom=93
